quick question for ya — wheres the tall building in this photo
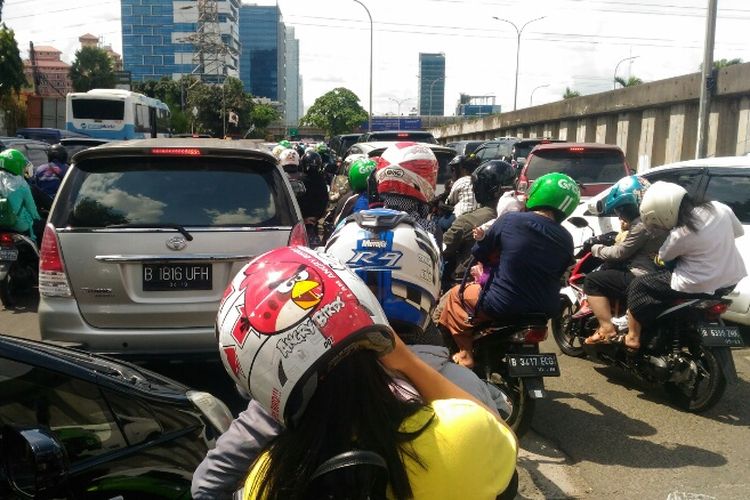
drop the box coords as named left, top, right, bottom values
left=121, top=0, right=240, bottom=83
left=418, top=53, right=445, bottom=116
left=284, top=27, right=301, bottom=125
left=238, top=4, right=285, bottom=105
left=23, top=45, right=73, bottom=97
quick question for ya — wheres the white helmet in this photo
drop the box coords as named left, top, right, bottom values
left=216, top=246, right=394, bottom=427
left=272, top=144, right=285, bottom=160
left=639, top=181, right=688, bottom=230
left=279, top=148, right=300, bottom=168
left=325, top=209, right=441, bottom=333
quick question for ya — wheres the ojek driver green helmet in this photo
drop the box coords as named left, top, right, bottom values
left=525, top=172, right=580, bottom=222
left=348, top=158, right=377, bottom=193
left=0, top=148, right=30, bottom=176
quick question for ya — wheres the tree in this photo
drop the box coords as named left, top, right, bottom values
left=248, top=103, right=280, bottom=138
left=188, top=76, right=253, bottom=137
left=0, top=24, right=26, bottom=134
left=301, top=87, right=368, bottom=137
left=69, top=46, right=116, bottom=92
left=614, top=76, right=643, bottom=88
left=562, top=87, right=581, bottom=99
left=713, top=58, right=743, bottom=70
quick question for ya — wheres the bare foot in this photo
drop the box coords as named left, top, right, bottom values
left=452, top=350, right=475, bottom=368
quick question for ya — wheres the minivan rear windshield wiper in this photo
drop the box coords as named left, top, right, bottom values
left=104, top=223, right=194, bottom=241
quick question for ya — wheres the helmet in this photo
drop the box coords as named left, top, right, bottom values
left=216, top=246, right=394, bottom=427
left=272, top=145, right=285, bottom=160
left=448, top=154, right=465, bottom=175
left=301, top=150, right=323, bottom=174
left=325, top=209, right=441, bottom=334
left=525, top=172, right=580, bottom=222
left=48, top=144, right=68, bottom=164
left=376, top=142, right=438, bottom=203
left=279, top=148, right=300, bottom=168
left=348, top=158, right=377, bottom=193
left=598, top=175, right=651, bottom=220
left=471, top=160, right=517, bottom=206
left=279, top=140, right=292, bottom=149
left=316, top=142, right=329, bottom=155
left=639, top=181, right=687, bottom=230
left=294, top=143, right=306, bottom=158
left=0, top=149, right=30, bottom=176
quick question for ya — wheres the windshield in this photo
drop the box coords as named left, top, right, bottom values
left=526, top=149, right=626, bottom=183
left=72, top=99, right=125, bottom=121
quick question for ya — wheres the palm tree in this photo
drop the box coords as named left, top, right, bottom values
left=562, top=87, right=581, bottom=99
left=614, top=76, right=643, bottom=88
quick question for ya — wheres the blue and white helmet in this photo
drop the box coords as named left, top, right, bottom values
left=324, top=209, right=441, bottom=334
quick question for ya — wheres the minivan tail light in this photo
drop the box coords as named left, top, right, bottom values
left=288, top=221, right=309, bottom=246
left=0, top=233, right=13, bottom=247
left=569, top=147, right=585, bottom=152
left=150, top=148, right=201, bottom=156
left=39, top=224, right=71, bottom=297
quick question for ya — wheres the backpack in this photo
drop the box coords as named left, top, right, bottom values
left=0, top=197, right=18, bottom=227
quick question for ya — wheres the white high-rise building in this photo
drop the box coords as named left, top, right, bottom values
left=284, top=27, right=301, bottom=125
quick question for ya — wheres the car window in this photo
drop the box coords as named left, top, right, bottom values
left=645, top=169, right=702, bottom=194
left=0, top=357, right=128, bottom=463
left=526, top=149, right=626, bottom=183
left=58, top=157, right=295, bottom=228
left=464, top=141, right=482, bottom=155
left=103, top=390, right=164, bottom=446
left=25, top=145, right=49, bottom=167
left=704, top=173, right=750, bottom=224
left=476, top=144, right=497, bottom=161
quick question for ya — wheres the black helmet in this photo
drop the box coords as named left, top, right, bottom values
left=471, top=160, right=517, bottom=206
left=301, top=150, right=323, bottom=173
left=294, top=143, right=306, bottom=158
left=448, top=154, right=465, bottom=172
left=48, top=144, right=68, bottom=164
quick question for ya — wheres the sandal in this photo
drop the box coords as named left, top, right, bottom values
left=611, top=333, right=639, bottom=353
left=452, top=350, right=475, bottom=369
left=584, top=329, right=615, bottom=345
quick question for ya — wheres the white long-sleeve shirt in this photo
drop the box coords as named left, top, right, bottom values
left=659, top=201, right=747, bottom=294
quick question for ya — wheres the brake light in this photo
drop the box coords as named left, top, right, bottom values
left=288, top=221, right=309, bottom=246
left=705, top=302, right=729, bottom=320
left=0, top=233, right=13, bottom=247
left=569, top=147, right=585, bottom=152
left=397, top=133, right=409, bottom=137
left=39, top=224, right=71, bottom=297
left=150, top=148, right=201, bottom=156
left=510, top=326, right=548, bottom=343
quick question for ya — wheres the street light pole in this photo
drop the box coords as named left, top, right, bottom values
left=696, top=0, right=718, bottom=159
left=613, top=55, right=639, bottom=90
left=388, top=97, right=412, bottom=130
left=492, top=16, right=545, bottom=112
left=529, top=84, right=549, bottom=106
left=353, top=0, right=373, bottom=131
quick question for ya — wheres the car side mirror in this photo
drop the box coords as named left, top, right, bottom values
left=567, top=216, right=590, bottom=228
left=2, top=425, right=69, bottom=498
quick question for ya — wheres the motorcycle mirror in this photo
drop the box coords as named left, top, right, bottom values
left=567, top=216, right=589, bottom=228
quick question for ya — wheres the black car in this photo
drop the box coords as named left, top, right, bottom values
left=328, top=133, right=361, bottom=159
left=0, top=137, right=50, bottom=167
left=0, top=334, right=232, bottom=499
left=469, top=137, right=519, bottom=165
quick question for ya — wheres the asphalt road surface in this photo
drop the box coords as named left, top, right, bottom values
left=3, top=296, right=749, bottom=499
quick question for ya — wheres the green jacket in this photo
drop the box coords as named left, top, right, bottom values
left=0, top=172, right=41, bottom=240
left=442, top=206, right=497, bottom=284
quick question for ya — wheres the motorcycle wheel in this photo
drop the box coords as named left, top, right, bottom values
left=484, top=373, right=535, bottom=438
left=665, top=345, right=727, bottom=413
left=552, top=299, right=586, bottom=358
left=0, top=275, right=14, bottom=309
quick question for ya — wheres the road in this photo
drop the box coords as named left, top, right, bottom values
left=3, top=298, right=749, bottom=499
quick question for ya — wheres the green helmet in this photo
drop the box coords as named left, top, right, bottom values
left=316, top=142, right=329, bottom=154
left=348, top=158, right=377, bottom=192
left=525, top=172, right=580, bottom=221
left=0, top=149, right=30, bottom=176
left=279, top=140, right=292, bottom=149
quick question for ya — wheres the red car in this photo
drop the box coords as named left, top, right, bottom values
left=518, top=143, right=633, bottom=198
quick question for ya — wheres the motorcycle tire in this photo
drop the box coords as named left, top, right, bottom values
left=484, top=373, right=535, bottom=438
left=552, top=299, right=586, bottom=358
left=0, top=275, right=14, bottom=309
left=665, top=345, right=727, bottom=413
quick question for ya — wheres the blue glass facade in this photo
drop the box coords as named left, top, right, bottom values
left=419, top=53, right=446, bottom=116
left=239, top=5, right=283, bottom=100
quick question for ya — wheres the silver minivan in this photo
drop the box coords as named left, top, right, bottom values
left=38, top=139, right=305, bottom=358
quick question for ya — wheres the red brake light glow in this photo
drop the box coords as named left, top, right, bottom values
left=0, top=233, right=13, bottom=247
left=150, top=148, right=202, bottom=156
left=397, top=133, right=409, bottom=137
left=288, top=222, right=309, bottom=246
left=39, top=225, right=64, bottom=272
left=523, top=327, right=549, bottom=343
left=569, top=147, right=585, bottom=152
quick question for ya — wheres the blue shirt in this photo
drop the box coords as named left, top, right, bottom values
left=352, top=192, right=369, bottom=213
left=472, top=211, right=573, bottom=317
left=33, top=161, right=68, bottom=198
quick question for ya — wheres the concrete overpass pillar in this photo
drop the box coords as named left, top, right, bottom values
left=576, top=119, right=587, bottom=142
left=664, top=104, right=687, bottom=164
left=713, top=99, right=740, bottom=157
left=595, top=115, right=617, bottom=144
left=543, top=122, right=559, bottom=139
left=558, top=121, right=569, bottom=141
left=736, top=97, right=750, bottom=155
left=638, top=108, right=668, bottom=171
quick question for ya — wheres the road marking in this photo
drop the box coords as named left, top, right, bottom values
left=517, top=430, right=591, bottom=499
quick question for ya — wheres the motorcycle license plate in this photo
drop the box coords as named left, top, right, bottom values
left=0, top=248, right=18, bottom=261
left=699, top=325, right=744, bottom=348
left=507, top=353, right=560, bottom=377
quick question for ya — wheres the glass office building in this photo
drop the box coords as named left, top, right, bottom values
left=121, top=0, right=240, bottom=82
left=238, top=4, right=285, bottom=102
left=418, top=53, right=446, bottom=116
left=285, top=27, right=301, bottom=125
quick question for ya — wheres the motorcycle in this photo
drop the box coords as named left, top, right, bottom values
left=552, top=218, right=744, bottom=413
left=0, top=230, right=39, bottom=308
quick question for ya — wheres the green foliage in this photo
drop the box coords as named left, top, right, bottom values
left=562, top=87, right=581, bottom=99
left=251, top=103, right=280, bottom=130
left=69, top=46, right=116, bottom=92
left=0, top=24, right=27, bottom=99
left=188, top=76, right=252, bottom=137
left=301, top=87, right=368, bottom=137
left=614, top=76, right=643, bottom=88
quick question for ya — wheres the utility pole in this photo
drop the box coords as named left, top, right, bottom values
left=696, top=0, right=718, bottom=159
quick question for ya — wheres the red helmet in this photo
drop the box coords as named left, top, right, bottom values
left=216, top=246, right=394, bottom=426
left=376, top=142, right=438, bottom=203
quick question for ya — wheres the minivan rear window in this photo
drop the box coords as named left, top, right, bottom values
left=57, top=157, right=294, bottom=228
left=526, top=149, right=626, bottom=183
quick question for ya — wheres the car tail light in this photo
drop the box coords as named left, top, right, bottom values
left=397, top=132, right=409, bottom=137
left=510, top=326, right=548, bottom=343
left=0, top=233, right=13, bottom=247
left=39, top=224, right=71, bottom=297
left=569, top=147, right=585, bottom=152
left=288, top=221, right=309, bottom=246
left=150, top=148, right=201, bottom=156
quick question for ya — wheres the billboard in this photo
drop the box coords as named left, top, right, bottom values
left=366, top=117, right=423, bottom=131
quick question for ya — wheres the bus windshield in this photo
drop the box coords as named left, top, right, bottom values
left=72, top=99, right=125, bottom=121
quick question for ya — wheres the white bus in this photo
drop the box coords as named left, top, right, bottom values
left=66, top=89, right=171, bottom=140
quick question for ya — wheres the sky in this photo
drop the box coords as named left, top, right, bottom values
left=4, top=0, right=750, bottom=116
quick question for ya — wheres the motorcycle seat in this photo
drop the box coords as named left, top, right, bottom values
left=473, top=313, right=549, bottom=331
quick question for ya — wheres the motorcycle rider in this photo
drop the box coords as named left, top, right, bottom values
left=0, top=149, right=41, bottom=243
left=438, top=154, right=479, bottom=231
left=33, top=143, right=69, bottom=200
left=438, top=173, right=578, bottom=367
left=621, top=181, right=747, bottom=351
left=583, top=176, right=668, bottom=344
left=297, top=150, right=329, bottom=246
left=331, top=157, right=377, bottom=226
left=192, top=244, right=514, bottom=499
left=442, top=160, right=517, bottom=291
left=215, top=247, right=517, bottom=500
